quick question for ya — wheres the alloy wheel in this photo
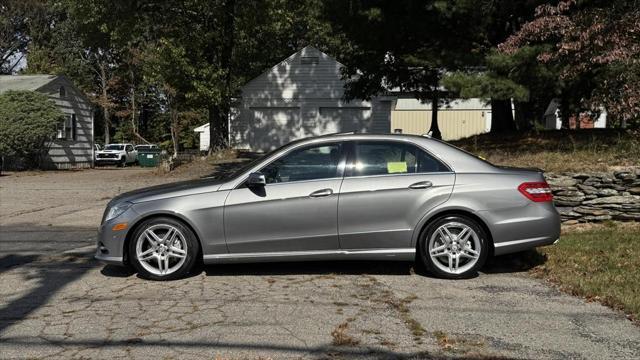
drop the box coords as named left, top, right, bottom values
left=428, top=221, right=481, bottom=275
left=135, top=224, right=188, bottom=276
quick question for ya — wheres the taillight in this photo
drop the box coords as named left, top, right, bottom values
left=518, top=182, right=553, bottom=202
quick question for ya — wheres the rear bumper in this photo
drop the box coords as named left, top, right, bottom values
left=493, top=235, right=558, bottom=255
left=480, top=202, right=561, bottom=256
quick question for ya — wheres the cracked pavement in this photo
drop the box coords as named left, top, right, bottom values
left=1, top=168, right=640, bottom=359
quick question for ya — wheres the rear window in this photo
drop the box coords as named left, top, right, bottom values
left=432, top=138, right=495, bottom=166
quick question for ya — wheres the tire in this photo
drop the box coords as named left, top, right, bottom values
left=418, top=215, right=489, bottom=279
left=119, top=157, right=126, bottom=167
left=128, top=217, right=199, bottom=280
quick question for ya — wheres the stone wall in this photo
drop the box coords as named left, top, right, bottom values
left=545, top=168, right=640, bottom=224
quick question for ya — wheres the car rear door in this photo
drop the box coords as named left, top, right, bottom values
left=223, top=141, right=346, bottom=253
left=337, top=140, right=455, bottom=250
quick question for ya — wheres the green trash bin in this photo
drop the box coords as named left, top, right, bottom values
left=137, top=149, right=160, bottom=167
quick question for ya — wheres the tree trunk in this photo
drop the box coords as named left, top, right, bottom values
left=490, top=99, right=515, bottom=132
left=428, top=89, right=442, bottom=140
left=129, top=82, right=150, bottom=144
left=208, top=104, right=228, bottom=152
left=513, top=101, right=533, bottom=131
left=208, top=0, right=236, bottom=153
left=170, top=110, right=179, bottom=157
left=559, top=97, right=570, bottom=129
left=99, top=63, right=110, bottom=144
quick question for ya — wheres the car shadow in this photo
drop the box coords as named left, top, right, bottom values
left=199, top=251, right=547, bottom=279
left=100, top=264, right=135, bottom=277
left=203, top=260, right=417, bottom=277
left=98, top=250, right=548, bottom=280
left=482, top=249, right=547, bottom=274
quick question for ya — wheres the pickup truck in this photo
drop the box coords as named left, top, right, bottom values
left=95, top=143, right=138, bottom=167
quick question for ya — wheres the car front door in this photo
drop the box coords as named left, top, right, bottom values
left=224, top=142, right=345, bottom=253
left=338, top=140, right=455, bottom=250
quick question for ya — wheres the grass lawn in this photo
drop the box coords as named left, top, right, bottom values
left=451, top=129, right=640, bottom=173
left=532, top=223, right=640, bottom=322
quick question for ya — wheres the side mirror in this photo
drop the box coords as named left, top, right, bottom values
left=247, top=172, right=266, bottom=187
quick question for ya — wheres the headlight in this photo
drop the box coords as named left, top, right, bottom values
left=104, top=202, right=132, bottom=222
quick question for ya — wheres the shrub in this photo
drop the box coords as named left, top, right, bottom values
left=0, top=90, right=64, bottom=168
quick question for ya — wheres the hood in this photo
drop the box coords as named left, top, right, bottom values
left=110, top=177, right=225, bottom=204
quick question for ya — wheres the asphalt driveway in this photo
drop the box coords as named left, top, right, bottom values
left=1, top=166, right=639, bottom=359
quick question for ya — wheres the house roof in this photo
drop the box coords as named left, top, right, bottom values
left=0, top=75, right=58, bottom=93
left=193, top=123, right=210, bottom=132
left=242, top=45, right=342, bottom=89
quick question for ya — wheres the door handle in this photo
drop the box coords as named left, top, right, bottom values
left=309, top=188, right=333, bottom=197
left=408, top=181, right=433, bottom=189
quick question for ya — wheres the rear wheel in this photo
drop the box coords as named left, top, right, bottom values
left=419, top=215, right=488, bottom=279
left=129, top=217, right=199, bottom=280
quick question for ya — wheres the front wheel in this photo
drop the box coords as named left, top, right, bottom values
left=419, top=215, right=489, bottom=279
left=129, top=217, right=199, bottom=280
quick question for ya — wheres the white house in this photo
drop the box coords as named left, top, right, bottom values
left=0, top=75, right=94, bottom=169
left=193, top=123, right=211, bottom=152
left=544, top=99, right=607, bottom=129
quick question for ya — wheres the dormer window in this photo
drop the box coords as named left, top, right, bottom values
left=59, top=86, right=66, bottom=97
left=300, top=56, right=319, bottom=65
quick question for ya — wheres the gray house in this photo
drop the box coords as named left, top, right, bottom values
left=229, top=46, right=393, bottom=151
left=0, top=75, right=94, bottom=169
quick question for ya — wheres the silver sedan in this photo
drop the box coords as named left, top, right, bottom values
left=96, top=133, right=560, bottom=280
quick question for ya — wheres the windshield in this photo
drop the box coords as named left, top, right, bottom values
left=105, top=145, right=125, bottom=150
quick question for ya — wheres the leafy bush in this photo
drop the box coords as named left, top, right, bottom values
left=0, top=90, right=64, bottom=167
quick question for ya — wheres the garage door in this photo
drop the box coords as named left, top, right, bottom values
left=251, top=107, right=301, bottom=150
left=318, top=107, right=372, bottom=133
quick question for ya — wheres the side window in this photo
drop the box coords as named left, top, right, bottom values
left=260, top=143, right=341, bottom=184
left=352, top=141, right=448, bottom=176
left=64, top=115, right=73, bottom=140
left=126, top=145, right=134, bottom=152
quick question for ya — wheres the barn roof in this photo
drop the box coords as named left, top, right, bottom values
left=0, top=75, right=58, bottom=93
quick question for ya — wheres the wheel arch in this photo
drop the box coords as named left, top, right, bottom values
left=413, top=208, right=495, bottom=257
left=123, top=212, right=204, bottom=266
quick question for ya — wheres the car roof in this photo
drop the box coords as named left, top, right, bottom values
left=293, top=132, right=434, bottom=144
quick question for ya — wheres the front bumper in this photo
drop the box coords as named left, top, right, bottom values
left=95, top=157, right=122, bottom=164
left=94, top=207, right=139, bottom=266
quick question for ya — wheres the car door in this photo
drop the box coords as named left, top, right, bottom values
left=224, top=142, right=345, bottom=253
left=338, top=140, right=455, bottom=250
